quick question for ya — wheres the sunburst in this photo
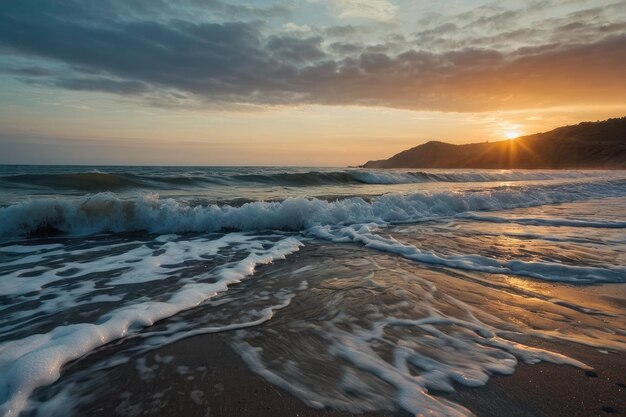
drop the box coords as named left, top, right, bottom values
left=504, top=130, right=522, bottom=140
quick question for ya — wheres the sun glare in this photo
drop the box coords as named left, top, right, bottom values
left=504, top=130, right=521, bottom=139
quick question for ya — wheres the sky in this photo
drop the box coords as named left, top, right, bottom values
left=0, top=0, right=625, bottom=166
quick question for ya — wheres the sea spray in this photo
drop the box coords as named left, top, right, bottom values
left=2, top=178, right=625, bottom=237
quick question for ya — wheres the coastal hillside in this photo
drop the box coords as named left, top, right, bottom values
left=363, top=117, right=626, bottom=169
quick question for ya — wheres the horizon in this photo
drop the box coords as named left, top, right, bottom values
left=1, top=0, right=626, bottom=165
left=2, top=115, right=622, bottom=167
left=1, top=3, right=626, bottom=413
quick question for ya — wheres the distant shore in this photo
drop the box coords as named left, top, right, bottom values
left=363, top=117, right=626, bottom=170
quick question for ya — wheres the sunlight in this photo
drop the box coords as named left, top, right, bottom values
left=0, top=1, right=624, bottom=416
left=504, top=130, right=522, bottom=139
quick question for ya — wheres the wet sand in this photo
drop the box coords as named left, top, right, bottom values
left=58, top=245, right=626, bottom=417
left=449, top=338, right=625, bottom=417
left=74, top=333, right=399, bottom=417
left=70, top=331, right=624, bottom=417
left=17, top=240, right=624, bottom=417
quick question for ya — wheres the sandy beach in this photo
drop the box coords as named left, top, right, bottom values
left=21, top=241, right=623, bottom=417
left=57, top=330, right=624, bottom=417
left=2, top=0, right=626, bottom=414
left=2, top=173, right=625, bottom=417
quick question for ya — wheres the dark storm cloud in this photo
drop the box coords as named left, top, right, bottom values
left=0, top=0, right=625, bottom=112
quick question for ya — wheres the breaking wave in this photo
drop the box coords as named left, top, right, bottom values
left=2, top=179, right=625, bottom=237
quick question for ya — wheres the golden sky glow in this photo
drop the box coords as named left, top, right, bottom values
left=0, top=0, right=625, bottom=165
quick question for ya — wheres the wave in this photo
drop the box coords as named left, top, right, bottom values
left=2, top=180, right=625, bottom=237
left=0, top=169, right=609, bottom=191
left=346, top=170, right=601, bottom=185
left=457, top=212, right=626, bottom=228
left=0, top=236, right=302, bottom=417
left=308, top=224, right=626, bottom=283
left=231, top=170, right=449, bottom=185
left=0, top=172, right=221, bottom=192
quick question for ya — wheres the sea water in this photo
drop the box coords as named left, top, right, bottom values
left=0, top=165, right=625, bottom=416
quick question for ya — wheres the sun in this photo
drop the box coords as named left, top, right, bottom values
left=504, top=130, right=522, bottom=140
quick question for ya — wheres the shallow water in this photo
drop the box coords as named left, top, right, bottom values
left=0, top=166, right=625, bottom=416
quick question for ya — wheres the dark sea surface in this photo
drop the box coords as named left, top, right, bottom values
left=1, top=165, right=625, bottom=416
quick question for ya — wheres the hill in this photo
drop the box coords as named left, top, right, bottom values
left=363, top=117, right=626, bottom=169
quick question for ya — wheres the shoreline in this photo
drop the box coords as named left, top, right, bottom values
left=4, top=195, right=624, bottom=417
left=449, top=338, right=625, bottom=417
left=61, top=331, right=624, bottom=417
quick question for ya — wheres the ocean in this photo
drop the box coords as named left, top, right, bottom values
left=0, top=165, right=625, bottom=416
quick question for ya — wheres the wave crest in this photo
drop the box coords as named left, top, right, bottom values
left=2, top=180, right=624, bottom=237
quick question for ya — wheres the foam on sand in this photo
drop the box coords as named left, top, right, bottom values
left=0, top=236, right=302, bottom=417
left=230, top=256, right=591, bottom=417
left=308, top=224, right=626, bottom=283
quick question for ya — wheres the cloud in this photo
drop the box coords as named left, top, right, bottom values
left=0, top=0, right=624, bottom=112
left=54, top=78, right=149, bottom=95
left=330, top=0, right=398, bottom=22
left=1, top=66, right=55, bottom=77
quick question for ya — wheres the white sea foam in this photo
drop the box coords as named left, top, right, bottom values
left=0, top=236, right=302, bottom=417
left=231, top=261, right=590, bottom=417
left=0, top=233, right=265, bottom=298
left=347, top=169, right=602, bottom=185
left=1, top=179, right=624, bottom=237
left=308, top=224, right=626, bottom=283
left=1, top=173, right=625, bottom=416
left=151, top=288, right=299, bottom=347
